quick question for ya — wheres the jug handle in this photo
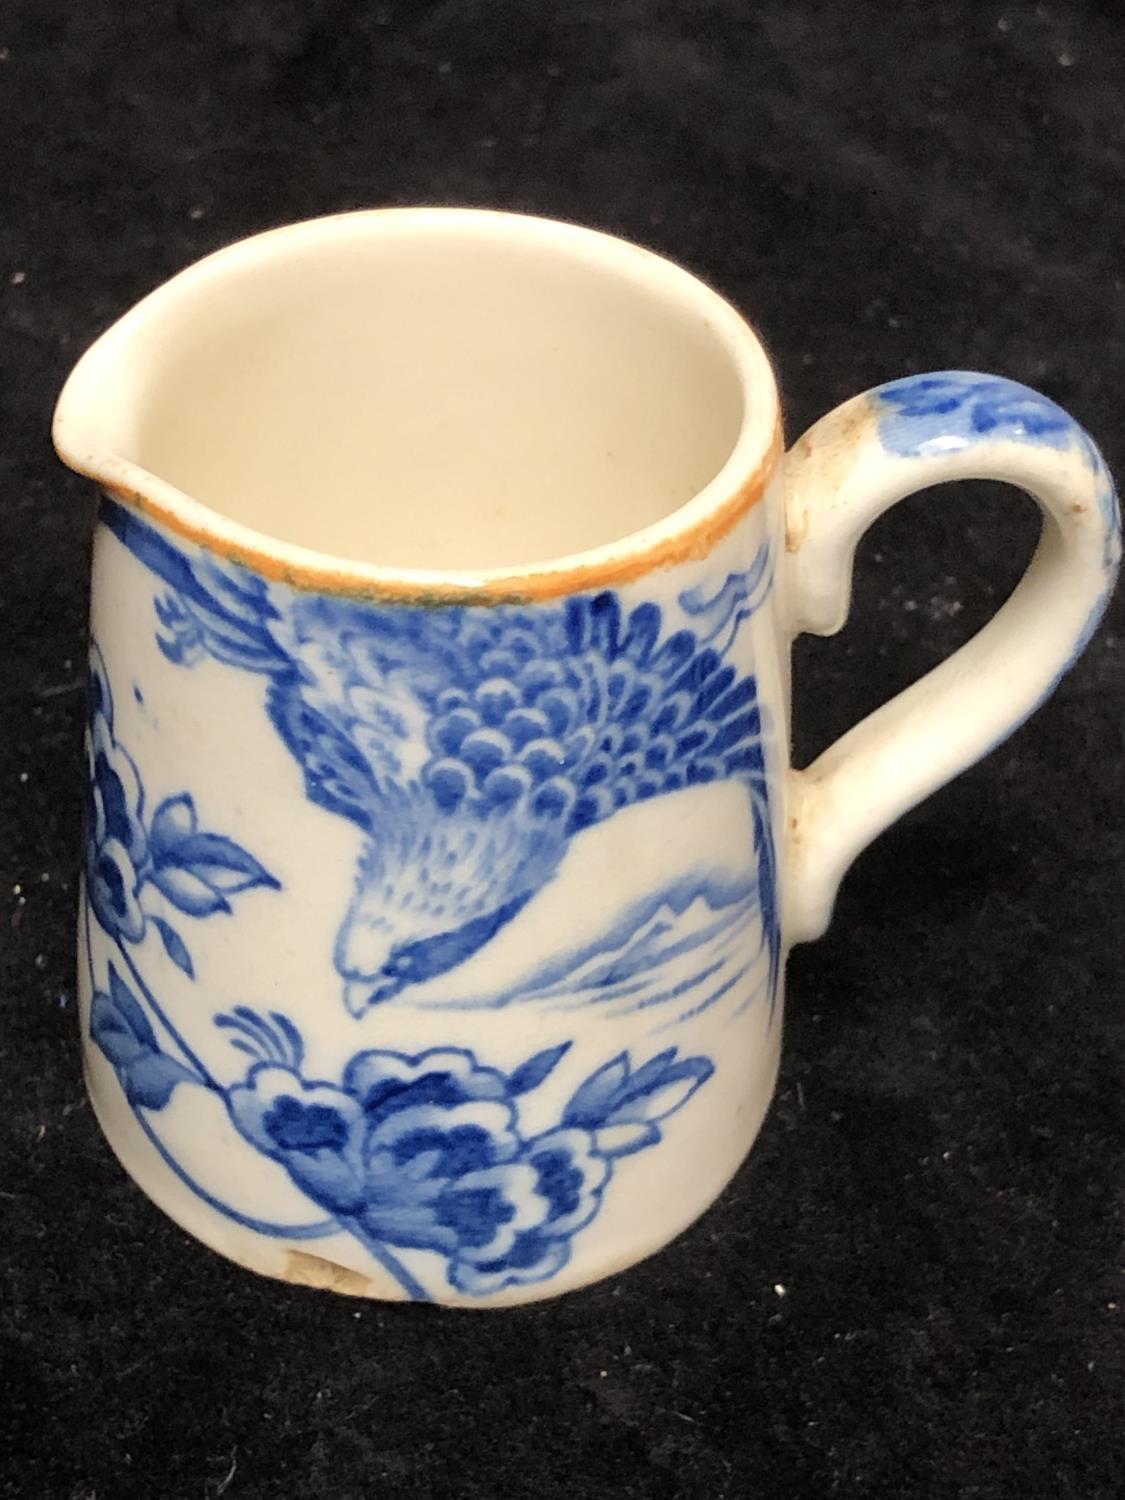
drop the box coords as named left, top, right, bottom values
left=781, top=371, right=1120, bottom=945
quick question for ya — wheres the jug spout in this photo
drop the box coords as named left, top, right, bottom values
left=52, top=246, right=237, bottom=548
left=54, top=309, right=150, bottom=500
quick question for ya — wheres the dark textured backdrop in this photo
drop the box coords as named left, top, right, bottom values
left=2, top=3, right=1123, bottom=1497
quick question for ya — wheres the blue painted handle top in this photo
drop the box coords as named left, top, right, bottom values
left=875, top=372, right=1120, bottom=570
left=784, top=369, right=1119, bottom=944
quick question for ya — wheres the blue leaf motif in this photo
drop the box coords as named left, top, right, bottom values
left=611, top=1047, right=677, bottom=1097
left=216, top=1007, right=306, bottom=1067
left=165, top=832, right=279, bottom=893
left=600, top=1057, right=714, bottom=1125
left=507, top=1042, right=571, bottom=1095
left=151, top=916, right=194, bottom=978
left=102, top=966, right=158, bottom=1048
left=150, top=864, right=231, bottom=916
left=89, top=965, right=196, bottom=1109
left=269, top=1011, right=305, bottom=1071
left=561, top=1053, right=630, bottom=1127
left=562, top=1050, right=714, bottom=1131
left=148, top=811, right=277, bottom=912
left=592, top=1121, right=660, bottom=1158
left=149, top=793, right=198, bottom=857
left=86, top=665, right=280, bottom=935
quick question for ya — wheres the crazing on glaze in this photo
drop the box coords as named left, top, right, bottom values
left=83, top=506, right=780, bottom=1298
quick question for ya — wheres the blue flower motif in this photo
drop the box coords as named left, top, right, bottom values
left=84, top=641, right=279, bottom=967
left=222, top=1026, right=712, bottom=1295
left=85, top=648, right=148, bottom=942
left=449, top=1126, right=610, bottom=1294
left=226, top=1065, right=371, bottom=1210
left=226, top=1045, right=605, bottom=1288
left=88, top=966, right=716, bottom=1298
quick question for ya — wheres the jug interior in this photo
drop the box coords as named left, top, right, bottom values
left=127, top=221, right=747, bottom=571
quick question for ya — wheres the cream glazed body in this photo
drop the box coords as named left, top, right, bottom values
left=80, top=490, right=787, bottom=1305
left=56, top=210, right=1118, bottom=1305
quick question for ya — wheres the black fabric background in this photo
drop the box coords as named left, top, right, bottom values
left=2, top=3, right=1123, bottom=1497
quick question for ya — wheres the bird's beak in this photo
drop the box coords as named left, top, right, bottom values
left=342, top=975, right=403, bottom=1016
left=342, top=979, right=373, bottom=1017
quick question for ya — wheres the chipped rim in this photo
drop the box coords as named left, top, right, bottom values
left=53, top=208, right=782, bottom=604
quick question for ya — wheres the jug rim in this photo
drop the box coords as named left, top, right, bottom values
left=53, top=207, right=782, bottom=604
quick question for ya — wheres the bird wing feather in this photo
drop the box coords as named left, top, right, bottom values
left=124, top=490, right=768, bottom=844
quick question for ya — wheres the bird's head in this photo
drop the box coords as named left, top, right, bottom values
left=333, top=799, right=563, bottom=1015
left=336, top=890, right=535, bottom=1015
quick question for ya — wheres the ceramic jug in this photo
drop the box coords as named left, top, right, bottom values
left=54, top=210, right=1120, bottom=1305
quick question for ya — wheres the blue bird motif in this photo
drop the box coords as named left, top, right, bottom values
left=104, top=503, right=778, bottom=1017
